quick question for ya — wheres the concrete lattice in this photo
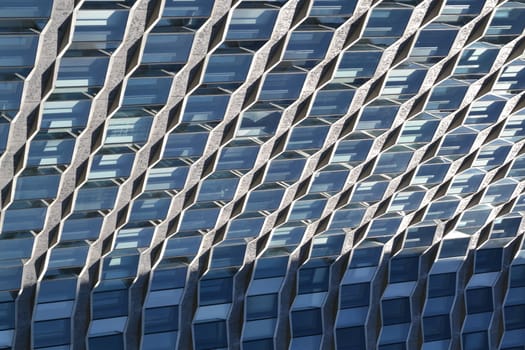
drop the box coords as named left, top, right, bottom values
left=0, top=0, right=524, bottom=349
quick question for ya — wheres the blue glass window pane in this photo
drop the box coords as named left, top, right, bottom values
left=146, top=165, right=189, bottom=191
left=336, top=50, right=382, bottom=84
left=14, top=173, right=60, bottom=200
left=390, top=256, right=419, bottom=283
left=290, top=200, right=326, bottom=221
left=462, top=332, right=488, bottom=350
left=384, top=65, right=427, bottom=98
left=73, top=9, right=129, bottom=44
left=423, top=315, right=451, bottom=341
left=311, top=0, right=357, bottom=16
left=0, top=80, right=24, bottom=111
left=61, top=214, right=104, bottom=241
left=438, top=132, right=476, bottom=157
left=486, top=6, right=525, bottom=37
left=2, top=206, right=47, bottom=232
left=182, top=95, right=229, bottom=122
left=144, top=306, right=178, bottom=333
left=340, top=283, right=370, bottom=308
left=56, top=55, right=110, bottom=88
left=439, top=238, right=469, bottom=258
left=352, top=181, right=388, bottom=202
left=142, top=33, right=194, bottom=64
left=399, top=116, right=439, bottom=144
left=179, top=207, right=220, bottom=230
left=382, top=298, right=411, bottom=325
left=38, top=279, right=77, bottom=303
left=27, top=136, right=75, bottom=166
left=243, top=338, right=274, bottom=350
left=336, top=326, right=366, bottom=350
left=215, top=146, right=259, bottom=170
left=0, top=302, right=15, bottom=330
left=0, top=1, right=52, bottom=18
left=413, top=163, right=450, bottom=185
left=373, top=151, right=411, bottom=175
left=227, top=8, right=278, bottom=40
left=123, top=77, right=172, bottom=106
left=48, top=245, right=89, bottom=269
left=291, top=309, right=323, bottom=337
left=89, top=151, right=135, bottom=179
left=150, top=268, right=187, bottom=290
left=0, top=118, right=9, bottom=152
left=310, top=170, right=348, bottom=193
left=412, top=28, right=457, bottom=59
left=510, top=265, right=525, bottom=288
left=466, top=288, right=493, bottom=314
left=0, top=238, right=33, bottom=261
left=505, top=305, right=525, bottom=330
left=357, top=105, right=398, bottom=130
left=330, top=207, right=366, bottom=229
left=0, top=36, right=39, bottom=66
left=102, top=254, right=139, bottom=279
left=244, top=319, right=277, bottom=341
left=0, top=266, right=22, bottom=291
left=259, top=73, right=306, bottom=101
left=164, top=133, right=208, bottom=157
left=194, top=321, right=227, bottom=349
left=200, top=278, right=232, bottom=305
left=105, top=115, right=153, bottom=145
left=428, top=273, right=456, bottom=297
left=163, top=0, right=214, bottom=17
left=333, top=139, right=373, bottom=163
left=364, top=8, right=411, bottom=37
left=456, top=45, right=498, bottom=75
left=246, top=294, right=278, bottom=320
left=426, top=83, right=468, bottom=111
left=142, top=332, right=178, bottom=350
left=284, top=31, right=333, bottom=60
left=92, top=290, right=128, bottom=319
left=265, top=158, right=306, bottom=183
left=475, top=249, right=502, bottom=273
left=287, top=126, right=329, bottom=150
left=238, top=109, right=281, bottom=137
left=254, top=257, right=289, bottom=279
left=389, top=191, right=425, bottom=212
left=89, top=334, right=124, bottom=350
left=41, top=99, right=91, bottom=129
left=33, top=319, right=70, bottom=348
left=310, top=88, right=354, bottom=116
left=164, top=237, right=201, bottom=260
left=269, top=226, right=305, bottom=247
left=350, top=248, right=382, bottom=268
left=75, top=183, right=118, bottom=211
left=298, top=267, right=329, bottom=293
left=203, top=54, right=252, bottom=83
left=211, top=244, right=245, bottom=268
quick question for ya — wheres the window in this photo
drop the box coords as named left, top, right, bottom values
left=194, top=321, right=227, bottom=349
left=382, top=298, right=411, bottom=325
left=291, top=309, right=323, bottom=337
left=428, top=273, right=456, bottom=298
left=298, top=266, right=330, bottom=293
left=466, top=288, right=493, bottom=314
left=340, top=283, right=370, bottom=308
left=199, top=278, right=232, bottom=305
left=423, top=315, right=451, bottom=341
left=246, top=294, right=278, bottom=320
left=144, top=306, right=179, bottom=333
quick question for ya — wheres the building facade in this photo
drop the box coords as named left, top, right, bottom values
left=0, top=0, right=524, bottom=349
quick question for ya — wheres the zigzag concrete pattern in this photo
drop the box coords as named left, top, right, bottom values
left=0, top=0, right=523, bottom=349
